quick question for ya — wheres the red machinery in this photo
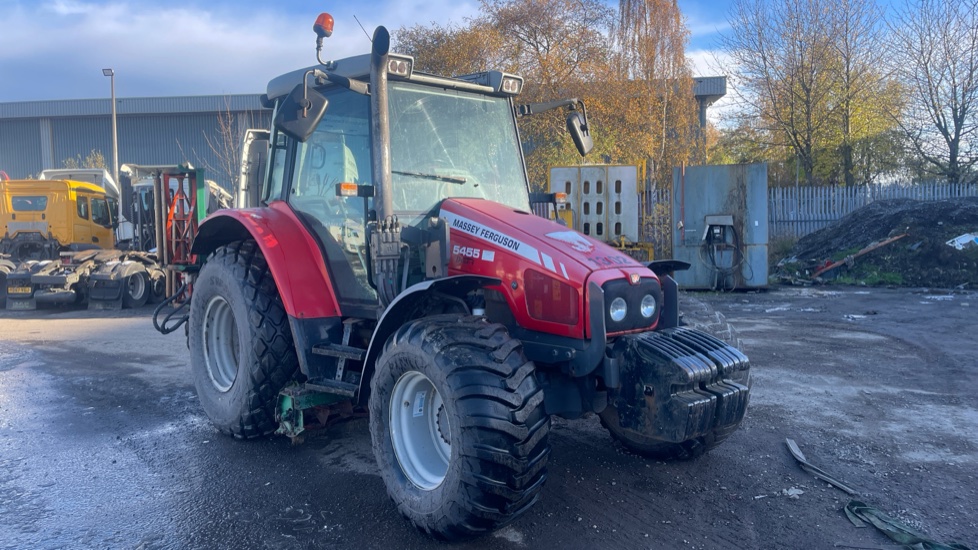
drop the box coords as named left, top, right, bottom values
left=160, top=14, right=751, bottom=541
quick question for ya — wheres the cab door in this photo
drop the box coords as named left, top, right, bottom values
left=90, top=197, right=115, bottom=247
left=73, top=195, right=95, bottom=246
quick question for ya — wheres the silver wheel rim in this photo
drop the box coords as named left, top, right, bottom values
left=127, top=273, right=146, bottom=300
left=202, top=295, right=238, bottom=392
left=389, top=371, right=450, bottom=490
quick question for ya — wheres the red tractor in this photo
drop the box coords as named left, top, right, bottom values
left=169, top=14, right=750, bottom=540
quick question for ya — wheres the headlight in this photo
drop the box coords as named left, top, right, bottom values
left=640, top=294, right=657, bottom=318
left=609, top=297, right=627, bottom=322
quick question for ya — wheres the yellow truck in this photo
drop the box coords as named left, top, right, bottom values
left=1, top=178, right=117, bottom=260
left=1, top=176, right=162, bottom=310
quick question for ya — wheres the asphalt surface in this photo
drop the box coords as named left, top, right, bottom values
left=0, top=287, right=975, bottom=550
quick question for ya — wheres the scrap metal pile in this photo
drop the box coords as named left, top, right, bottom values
left=777, top=196, right=978, bottom=288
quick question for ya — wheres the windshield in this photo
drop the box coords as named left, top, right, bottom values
left=388, top=81, right=530, bottom=215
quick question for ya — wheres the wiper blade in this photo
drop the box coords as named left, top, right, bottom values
left=392, top=170, right=466, bottom=185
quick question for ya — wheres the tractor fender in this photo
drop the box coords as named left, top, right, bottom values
left=191, top=205, right=340, bottom=319
left=356, top=275, right=501, bottom=404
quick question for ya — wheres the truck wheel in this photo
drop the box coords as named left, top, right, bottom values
left=189, top=240, right=299, bottom=439
left=369, top=315, right=550, bottom=540
left=0, top=259, right=13, bottom=309
left=122, top=270, right=149, bottom=308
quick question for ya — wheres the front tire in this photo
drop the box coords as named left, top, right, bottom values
left=189, top=240, right=299, bottom=438
left=369, top=315, right=550, bottom=540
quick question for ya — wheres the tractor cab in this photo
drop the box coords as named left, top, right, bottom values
left=249, top=22, right=589, bottom=316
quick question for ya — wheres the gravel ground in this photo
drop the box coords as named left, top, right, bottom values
left=0, top=287, right=975, bottom=549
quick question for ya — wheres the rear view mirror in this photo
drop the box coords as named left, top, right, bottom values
left=274, top=84, right=329, bottom=143
left=567, top=111, right=593, bottom=156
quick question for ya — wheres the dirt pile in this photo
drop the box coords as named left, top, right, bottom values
left=779, top=196, right=978, bottom=288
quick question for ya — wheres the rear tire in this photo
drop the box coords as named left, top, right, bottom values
left=122, top=270, right=149, bottom=308
left=189, top=240, right=299, bottom=438
left=369, top=315, right=550, bottom=540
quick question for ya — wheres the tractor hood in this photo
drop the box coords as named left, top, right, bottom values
left=440, top=198, right=649, bottom=279
left=439, top=198, right=658, bottom=339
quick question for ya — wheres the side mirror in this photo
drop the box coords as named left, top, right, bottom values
left=567, top=111, right=593, bottom=156
left=274, top=84, right=329, bottom=143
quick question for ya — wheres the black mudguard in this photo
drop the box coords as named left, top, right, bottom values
left=609, top=327, right=750, bottom=443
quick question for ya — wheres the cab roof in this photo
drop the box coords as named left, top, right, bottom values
left=2, top=178, right=108, bottom=195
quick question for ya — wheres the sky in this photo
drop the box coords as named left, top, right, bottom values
left=0, top=0, right=733, bottom=103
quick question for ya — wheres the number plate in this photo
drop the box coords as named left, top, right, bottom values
left=7, top=299, right=34, bottom=310
left=8, top=286, right=32, bottom=294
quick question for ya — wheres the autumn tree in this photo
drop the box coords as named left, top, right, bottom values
left=830, top=0, right=895, bottom=187
left=612, top=0, right=697, bottom=183
left=394, top=21, right=507, bottom=77
left=887, top=0, right=978, bottom=184
left=477, top=0, right=615, bottom=187
left=395, top=0, right=704, bottom=188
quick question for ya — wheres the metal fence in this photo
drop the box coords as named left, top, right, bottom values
left=535, top=180, right=977, bottom=258
left=769, top=182, right=978, bottom=239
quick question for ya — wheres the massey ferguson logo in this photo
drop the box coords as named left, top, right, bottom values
left=546, top=231, right=593, bottom=253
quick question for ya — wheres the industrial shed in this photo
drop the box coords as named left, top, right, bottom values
left=0, top=95, right=270, bottom=188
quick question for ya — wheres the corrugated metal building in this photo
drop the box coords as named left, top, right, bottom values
left=0, top=95, right=271, bottom=188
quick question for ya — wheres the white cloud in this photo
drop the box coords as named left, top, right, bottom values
left=0, top=0, right=482, bottom=101
left=685, top=14, right=731, bottom=40
left=687, top=48, right=732, bottom=77
left=44, top=0, right=95, bottom=15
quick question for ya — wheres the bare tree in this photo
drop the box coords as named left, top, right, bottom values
left=200, top=96, right=254, bottom=191
left=887, top=0, right=978, bottom=184
left=721, top=0, right=841, bottom=185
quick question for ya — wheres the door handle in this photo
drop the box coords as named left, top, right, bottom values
left=92, top=237, right=99, bottom=243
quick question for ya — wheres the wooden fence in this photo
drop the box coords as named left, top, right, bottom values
left=769, top=182, right=978, bottom=239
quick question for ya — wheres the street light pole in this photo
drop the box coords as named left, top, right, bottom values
left=102, top=68, right=119, bottom=188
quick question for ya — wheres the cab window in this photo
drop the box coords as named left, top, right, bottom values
left=263, top=130, right=289, bottom=203
left=12, top=196, right=47, bottom=211
left=77, top=197, right=90, bottom=219
left=92, top=198, right=112, bottom=227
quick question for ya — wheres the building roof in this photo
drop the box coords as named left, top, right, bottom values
left=0, top=94, right=267, bottom=120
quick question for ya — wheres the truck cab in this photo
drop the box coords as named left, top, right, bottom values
left=1, top=179, right=116, bottom=261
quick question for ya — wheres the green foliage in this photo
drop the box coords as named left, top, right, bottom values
left=831, top=247, right=862, bottom=262
left=834, top=267, right=904, bottom=286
